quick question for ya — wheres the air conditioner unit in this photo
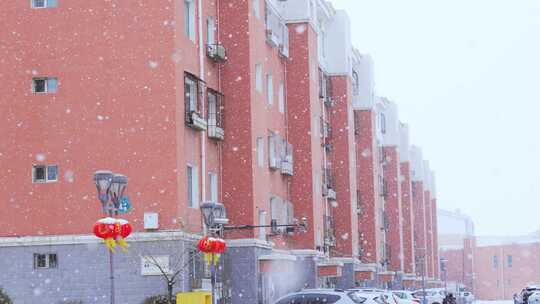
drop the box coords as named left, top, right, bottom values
left=269, top=156, right=281, bottom=169
left=266, top=29, right=279, bottom=47
left=144, top=212, right=159, bottom=230
left=324, top=96, right=334, bottom=107
left=327, top=188, right=337, bottom=201
left=189, top=112, right=207, bottom=131
left=279, top=44, right=289, bottom=57
left=207, top=44, right=226, bottom=61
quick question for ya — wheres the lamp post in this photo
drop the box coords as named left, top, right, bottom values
left=440, top=257, right=448, bottom=295
left=94, top=170, right=128, bottom=304
left=199, top=201, right=308, bottom=304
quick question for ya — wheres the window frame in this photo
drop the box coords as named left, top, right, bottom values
left=255, top=64, right=263, bottom=93
left=33, top=253, right=58, bottom=269
left=257, top=137, right=264, bottom=167
left=252, top=0, right=260, bottom=19
left=32, top=164, right=58, bottom=183
left=278, top=81, right=285, bottom=113
left=208, top=171, right=218, bottom=202
left=32, top=77, right=57, bottom=93
left=184, top=0, right=196, bottom=41
left=266, top=73, right=273, bottom=105
left=207, top=89, right=224, bottom=129
left=206, top=16, right=216, bottom=46
left=187, top=164, right=199, bottom=208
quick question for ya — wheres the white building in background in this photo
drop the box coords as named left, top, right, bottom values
left=438, top=209, right=475, bottom=250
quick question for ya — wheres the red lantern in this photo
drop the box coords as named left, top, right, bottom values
left=120, top=221, right=132, bottom=238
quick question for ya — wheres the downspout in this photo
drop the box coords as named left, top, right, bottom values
left=217, top=0, right=223, bottom=204
left=198, top=0, right=206, bottom=203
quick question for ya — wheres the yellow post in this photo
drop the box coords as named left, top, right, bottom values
left=176, top=291, right=212, bottom=304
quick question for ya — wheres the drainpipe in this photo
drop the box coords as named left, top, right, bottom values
left=198, top=0, right=206, bottom=204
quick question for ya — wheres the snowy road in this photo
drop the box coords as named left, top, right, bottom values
left=475, top=301, right=513, bottom=304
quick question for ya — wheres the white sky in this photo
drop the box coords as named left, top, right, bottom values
left=329, top=0, right=540, bottom=236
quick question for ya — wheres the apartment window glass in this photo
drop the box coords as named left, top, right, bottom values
left=34, top=253, right=57, bottom=269
left=206, top=16, right=216, bottom=45
left=266, top=74, right=273, bottom=104
left=184, top=0, right=195, bottom=41
left=187, top=165, right=198, bottom=208
left=255, top=64, right=262, bottom=93
left=33, top=164, right=58, bottom=183
left=492, top=255, right=498, bottom=269
left=278, top=82, right=285, bottom=113
left=380, top=113, right=387, bottom=134
left=257, top=137, right=264, bottom=167
left=32, top=0, right=57, bottom=8
left=33, top=77, right=57, bottom=93
left=507, top=255, right=513, bottom=268
left=184, top=75, right=198, bottom=113
left=209, top=172, right=218, bottom=202
left=258, top=210, right=266, bottom=240
left=252, top=0, right=260, bottom=19
left=352, top=71, right=360, bottom=96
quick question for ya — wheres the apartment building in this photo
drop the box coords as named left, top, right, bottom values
left=0, top=0, right=442, bottom=303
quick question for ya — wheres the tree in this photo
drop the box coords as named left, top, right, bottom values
left=141, top=245, right=203, bottom=304
left=0, top=287, right=13, bottom=304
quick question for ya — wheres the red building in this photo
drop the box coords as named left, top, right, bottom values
left=0, top=0, right=441, bottom=302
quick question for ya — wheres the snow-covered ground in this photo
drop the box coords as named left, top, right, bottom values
left=475, top=301, right=513, bottom=304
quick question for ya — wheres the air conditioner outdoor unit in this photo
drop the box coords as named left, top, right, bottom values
left=207, top=44, right=226, bottom=61
left=269, top=156, right=281, bottom=169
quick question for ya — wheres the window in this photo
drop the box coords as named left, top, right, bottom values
left=507, top=255, right=513, bottom=268
left=255, top=64, right=262, bottom=93
left=32, top=164, right=57, bottom=183
left=257, top=137, right=264, bottom=167
left=32, top=77, right=57, bottom=93
left=492, top=255, right=499, bottom=269
left=184, top=0, right=195, bottom=41
left=207, top=90, right=223, bottom=129
left=34, top=253, right=57, bottom=269
left=278, top=82, right=285, bottom=113
left=206, top=16, right=216, bottom=45
left=184, top=73, right=202, bottom=124
left=268, top=132, right=276, bottom=166
left=32, top=0, right=57, bottom=8
left=380, top=113, right=387, bottom=134
left=266, top=74, right=273, bottom=104
left=258, top=209, right=266, bottom=240
left=209, top=172, right=218, bottom=202
left=187, top=165, right=198, bottom=208
left=252, top=0, right=260, bottom=19
left=352, top=71, right=360, bottom=96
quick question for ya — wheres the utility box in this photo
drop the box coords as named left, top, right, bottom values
left=176, top=291, right=211, bottom=304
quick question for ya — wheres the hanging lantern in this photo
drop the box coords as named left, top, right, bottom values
left=115, top=219, right=132, bottom=253
left=93, top=218, right=132, bottom=253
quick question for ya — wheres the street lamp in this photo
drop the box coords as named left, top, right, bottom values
left=440, top=257, right=448, bottom=294
left=94, top=170, right=128, bottom=304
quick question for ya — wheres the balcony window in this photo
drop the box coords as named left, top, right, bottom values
left=207, top=90, right=224, bottom=139
left=185, top=73, right=207, bottom=130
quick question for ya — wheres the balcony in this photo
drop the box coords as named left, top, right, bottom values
left=322, top=168, right=336, bottom=200
left=207, top=90, right=224, bottom=140
left=280, top=142, right=294, bottom=176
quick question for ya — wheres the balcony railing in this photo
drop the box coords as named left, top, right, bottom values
left=324, top=215, right=336, bottom=247
left=281, top=142, right=294, bottom=176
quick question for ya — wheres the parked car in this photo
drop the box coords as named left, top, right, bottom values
left=392, top=290, right=421, bottom=304
left=459, top=291, right=474, bottom=304
left=518, top=286, right=540, bottom=304
left=273, top=289, right=381, bottom=304
left=348, top=289, right=399, bottom=304
left=412, top=290, right=444, bottom=304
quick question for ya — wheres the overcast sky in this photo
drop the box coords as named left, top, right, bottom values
left=329, top=0, right=540, bottom=236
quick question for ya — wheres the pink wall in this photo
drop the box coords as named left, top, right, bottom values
left=286, top=22, right=325, bottom=250
left=412, top=181, right=427, bottom=276
left=400, top=162, right=415, bottom=274
left=383, top=147, right=402, bottom=271
left=355, top=110, right=380, bottom=264
left=0, top=1, right=215, bottom=235
left=329, top=76, right=358, bottom=257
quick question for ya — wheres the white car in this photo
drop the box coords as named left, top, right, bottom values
left=274, top=289, right=381, bottom=304
left=349, top=289, right=399, bottom=304
left=412, top=290, right=444, bottom=304
left=459, top=291, right=474, bottom=304
left=393, top=290, right=421, bottom=304
left=528, top=292, right=540, bottom=304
